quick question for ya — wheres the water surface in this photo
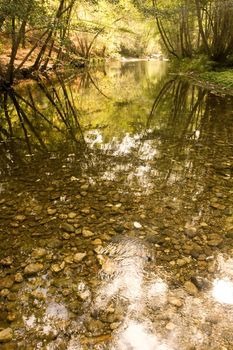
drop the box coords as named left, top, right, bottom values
left=0, top=60, right=233, bottom=349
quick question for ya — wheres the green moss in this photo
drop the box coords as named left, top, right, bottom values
left=171, top=55, right=215, bottom=73
left=199, top=71, right=233, bottom=88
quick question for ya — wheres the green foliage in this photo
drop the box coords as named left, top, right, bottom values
left=140, top=0, right=233, bottom=64
left=174, top=55, right=215, bottom=73
left=199, top=71, right=233, bottom=88
left=72, top=0, right=158, bottom=58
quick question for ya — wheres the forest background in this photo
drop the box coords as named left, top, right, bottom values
left=0, top=0, right=233, bottom=86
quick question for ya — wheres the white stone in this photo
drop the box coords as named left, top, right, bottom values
left=134, top=221, right=142, bottom=229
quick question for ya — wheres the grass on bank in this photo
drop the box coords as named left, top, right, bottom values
left=199, top=71, right=233, bottom=89
left=171, top=55, right=233, bottom=90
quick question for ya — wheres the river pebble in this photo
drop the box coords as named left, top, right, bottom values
left=31, top=248, right=47, bottom=259
left=0, top=276, right=14, bottom=290
left=0, top=328, right=13, bottom=343
left=82, top=228, right=95, bottom=237
left=0, top=257, right=13, bottom=266
left=168, top=296, right=183, bottom=308
left=60, top=222, right=75, bottom=233
left=183, top=281, right=199, bottom=296
left=47, top=208, right=57, bottom=215
left=73, top=252, right=87, bottom=262
left=24, top=263, right=44, bottom=275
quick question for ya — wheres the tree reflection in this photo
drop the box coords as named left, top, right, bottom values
left=0, top=73, right=88, bottom=175
left=0, top=64, right=232, bottom=188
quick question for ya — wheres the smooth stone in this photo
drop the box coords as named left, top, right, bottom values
left=68, top=212, right=77, bottom=219
left=24, top=263, right=44, bottom=275
left=81, top=208, right=91, bottom=214
left=200, top=222, right=208, bottom=228
left=10, top=222, right=19, bottom=228
left=14, top=215, right=26, bottom=222
left=207, top=263, right=215, bottom=273
left=94, top=246, right=103, bottom=255
left=59, top=214, right=68, bottom=219
left=82, top=228, right=95, bottom=237
left=77, top=290, right=90, bottom=301
left=113, top=225, right=125, bottom=233
left=80, top=184, right=89, bottom=191
left=31, top=248, right=47, bottom=259
left=165, top=322, right=176, bottom=331
left=14, top=273, right=24, bottom=283
left=207, top=234, right=223, bottom=247
left=134, top=221, right=142, bottom=229
left=190, top=276, right=210, bottom=290
left=51, top=262, right=65, bottom=273
left=100, top=234, right=111, bottom=241
left=47, top=239, right=63, bottom=248
left=210, top=203, right=226, bottom=210
left=176, top=258, right=187, bottom=267
left=110, top=322, right=121, bottom=330
left=0, top=276, right=14, bottom=290
left=84, top=318, right=104, bottom=333
left=184, top=281, right=199, bottom=296
left=0, top=289, right=10, bottom=297
left=31, top=290, right=45, bottom=300
left=75, top=228, right=82, bottom=235
left=91, top=239, right=102, bottom=245
left=7, top=312, right=17, bottom=322
left=47, top=208, right=57, bottom=215
left=226, top=231, right=233, bottom=239
left=0, top=328, right=13, bottom=343
left=184, top=224, right=197, bottom=237
left=168, top=296, right=183, bottom=308
left=73, top=252, right=87, bottom=263
left=80, top=191, right=87, bottom=197
left=0, top=257, right=13, bottom=266
left=64, top=256, right=74, bottom=264
left=62, top=288, right=72, bottom=297
left=60, top=222, right=75, bottom=233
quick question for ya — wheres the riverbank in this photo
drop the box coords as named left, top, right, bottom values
left=171, top=57, right=233, bottom=96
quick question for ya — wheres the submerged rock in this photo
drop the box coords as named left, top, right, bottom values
left=73, top=252, right=87, bottom=262
left=51, top=262, right=65, bottom=273
left=68, top=212, right=77, bottom=219
left=31, top=248, right=47, bottom=259
left=60, top=222, right=75, bottom=233
left=0, top=328, right=13, bottom=343
left=0, top=257, right=13, bottom=266
left=168, top=296, right=183, bottom=308
left=14, top=273, right=24, bottom=283
left=14, top=214, right=26, bottom=222
left=184, top=223, right=197, bottom=238
left=183, top=281, right=199, bottom=296
left=134, top=221, right=142, bottom=229
left=0, top=276, right=14, bottom=290
left=82, top=228, right=95, bottom=237
left=24, top=263, right=44, bottom=275
left=207, top=234, right=223, bottom=247
left=47, top=208, right=57, bottom=215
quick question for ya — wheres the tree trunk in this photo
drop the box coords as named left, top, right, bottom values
left=195, top=0, right=211, bottom=56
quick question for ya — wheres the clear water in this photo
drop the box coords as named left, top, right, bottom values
left=0, top=60, right=233, bottom=349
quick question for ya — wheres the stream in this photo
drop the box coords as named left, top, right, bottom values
left=0, top=60, right=233, bottom=349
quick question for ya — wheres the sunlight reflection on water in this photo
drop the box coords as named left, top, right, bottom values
left=212, top=279, right=233, bottom=305
left=113, top=321, right=173, bottom=350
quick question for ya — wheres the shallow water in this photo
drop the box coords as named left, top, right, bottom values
left=0, top=60, right=233, bottom=349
